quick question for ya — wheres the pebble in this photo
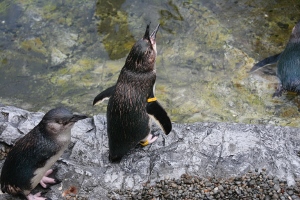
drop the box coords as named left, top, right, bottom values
left=108, top=170, right=300, bottom=200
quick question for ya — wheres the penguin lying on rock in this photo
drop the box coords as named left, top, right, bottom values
left=1, top=107, right=87, bottom=200
left=250, top=21, right=300, bottom=97
left=93, top=23, right=172, bottom=162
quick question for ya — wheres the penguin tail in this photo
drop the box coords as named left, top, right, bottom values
left=249, top=53, right=281, bottom=73
left=109, top=154, right=123, bottom=163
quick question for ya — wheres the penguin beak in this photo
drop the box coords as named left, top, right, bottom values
left=150, top=24, right=159, bottom=47
left=70, top=114, right=88, bottom=123
left=150, top=24, right=160, bottom=39
left=143, top=23, right=160, bottom=41
left=143, top=24, right=150, bottom=40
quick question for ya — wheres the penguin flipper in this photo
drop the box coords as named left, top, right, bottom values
left=146, top=101, right=172, bottom=135
left=93, top=85, right=116, bottom=105
left=249, top=53, right=281, bottom=72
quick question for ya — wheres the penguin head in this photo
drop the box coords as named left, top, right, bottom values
left=290, top=21, right=300, bottom=43
left=143, top=23, right=160, bottom=55
left=124, top=23, right=160, bottom=72
left=41, top=107, right=87, bottom=135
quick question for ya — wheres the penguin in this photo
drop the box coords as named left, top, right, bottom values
left=1, top=107, right=87, bottom=200
left=250, top=21, right=300, bottom=97
left=93, top=23, right=172, bottom=162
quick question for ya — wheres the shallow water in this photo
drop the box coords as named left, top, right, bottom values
left=0, top=0, right=300, bottom=126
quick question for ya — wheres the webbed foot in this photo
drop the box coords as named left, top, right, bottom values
left=39, top=169, right=58, bottom=188
left=27, top=192, right=50, bottom=200
left=140, top=133, right=158, bottom=146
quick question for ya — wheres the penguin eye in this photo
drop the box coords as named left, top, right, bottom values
left=55, top=120, right=63, bottom=124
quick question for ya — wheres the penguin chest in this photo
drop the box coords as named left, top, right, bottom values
left=30, top=149, right=63, bottom=188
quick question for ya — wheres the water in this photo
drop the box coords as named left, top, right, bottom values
left=0, top=0, right=300, bottom=126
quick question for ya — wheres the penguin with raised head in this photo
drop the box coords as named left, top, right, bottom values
left=1, top=107, right=87, bottom=200
left=250, top=21, right=300, bottom=97
left=93, top=23, right=172, bottom=162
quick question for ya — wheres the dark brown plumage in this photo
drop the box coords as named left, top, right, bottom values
left=93, top=24, right=172, bottom=162
left=1, top=107, right=87, bottom=199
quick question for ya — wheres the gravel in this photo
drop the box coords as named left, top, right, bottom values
left=109, top=169, right=300, bottom=200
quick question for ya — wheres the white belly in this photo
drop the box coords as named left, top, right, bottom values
left=30, top=147, right=66, bottom=189
left=30, top=131, right=71, bottom=189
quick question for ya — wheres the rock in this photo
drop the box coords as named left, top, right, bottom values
left=0, top=105, right=299, bottom=199
left=0, top=106, right=44, bottom=145
left=51, top=47, right=68, bottom=66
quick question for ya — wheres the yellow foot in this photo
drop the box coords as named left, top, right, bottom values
left=140, top=134, right=158, bottom=146
left=140, top=140, right=149, bottom=146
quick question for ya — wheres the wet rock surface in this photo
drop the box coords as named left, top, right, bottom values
left=0, top=105, right=299, bottom=199
left=1, top=1, right=300, bottom=126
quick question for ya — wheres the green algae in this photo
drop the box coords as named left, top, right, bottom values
left=42, top=2, right=57, bottom=19
left=1, top=0, right=300, bottom=127
left=1, top=58, right=8, bottom=65
left=69, top=59, right=95, bottom=73
left=95, top=0, right=136, bottom=60
left=0, top=1, right=10, bottom=14
left=20, top=38, right=47, bottom=55
left=159, top=0, right=184, bottom=34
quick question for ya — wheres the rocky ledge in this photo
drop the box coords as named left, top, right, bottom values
left=0, top=105, right=299, bottom=199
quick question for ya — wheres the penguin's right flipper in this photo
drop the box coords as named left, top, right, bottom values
left=249, top=53, right=281, bottom=72
left=93, top=85, right=116, bottom=105
left=146, top=101, right=172, bottom=135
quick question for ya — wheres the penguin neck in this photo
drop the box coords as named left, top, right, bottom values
left=124, top=53, right=156, bottom=73
left=39, top=122, right=72, bottom=146
left=55, top=128, right=72, bottom=145
left=124, top=64, right=155, bottom=73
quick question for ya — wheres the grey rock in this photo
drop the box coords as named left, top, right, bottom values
left=0, top=123, right=22, bottom=145
left=0, top=105, right=299, bottom=199
left=0, top=106, right=44, bottom=145
left=51, top=48, right=68, bottom=66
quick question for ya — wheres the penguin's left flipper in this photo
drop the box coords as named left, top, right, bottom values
left=146, top=101, right=172, bottom=135
left=249, top=53, right=281, bottom=73
left=93, top=85, right=116, bottom=105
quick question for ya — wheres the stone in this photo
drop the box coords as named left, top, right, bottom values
left=51, top=47, right=68, bottom=66
left=0, top=105, right=299, bottom=199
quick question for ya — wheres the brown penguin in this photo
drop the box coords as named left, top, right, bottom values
left=93, top=23, right=172, bottom=162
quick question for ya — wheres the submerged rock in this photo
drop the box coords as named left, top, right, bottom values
left=0, top=105, right=299, bottom=199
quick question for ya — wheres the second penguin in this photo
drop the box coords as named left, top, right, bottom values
left=93, top=23, right=172, bottom=162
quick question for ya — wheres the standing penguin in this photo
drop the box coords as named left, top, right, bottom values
left=93, top=23, right=172, bottom=162
left=250, top=21, right=300, bottom=97
left=1, top=107, right=87, bottom=200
